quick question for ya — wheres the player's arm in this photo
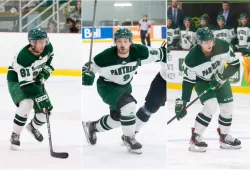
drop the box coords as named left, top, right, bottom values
left=82, top=57, right=100, bottom=86
left=222, top=46, right=240, bottom=79
left=175, top=60, right=196, bottom=120
left=37, top=43, right=55, bottom=81
left=138, top=44, right=165, bottom=65
left=230, top=28, right=237, bottom=49
left=181, top=62, right=196, bottom=102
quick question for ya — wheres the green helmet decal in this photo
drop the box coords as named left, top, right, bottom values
left=217, top=15, right=225, bottom=21
left=114, top=28, right=133, bottom=41
left=196, top=27, right=214, bottom=45
left=184, top=16, right=192, bottom=22
left=28, top=27, right=48, bottom=41
left=240, top=13, right=248, bottom=19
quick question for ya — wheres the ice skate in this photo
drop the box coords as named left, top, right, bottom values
left=82, top=121, right=98, bottom=145
left=217, top=128, right=241, bottom=149
left=123, top=135, right=142, bottom=154
left=189, top=128, right=208, bottom=152
left=10, top=132, right=20, bottom=150
left=121, top=131, right=138, bottom=146
left=26, top=122, right=43, bottom=142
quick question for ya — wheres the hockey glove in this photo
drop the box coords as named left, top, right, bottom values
left=175, top=98, right=187, bottom=120
left=35, top=93, right=53, bottom=113
left=210, top=73, right=226, bottom=90
left=82, top=71, right=95, bottom=86
left=36, top=65, right=54, bottom=82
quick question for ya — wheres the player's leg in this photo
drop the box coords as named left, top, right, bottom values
left=140, top=30, right=146, bottom=45
left=216, top=80, right=241, bottom=149
left=83, top=109, right=121, bottom=145
left=116, top=93, right=142, bottom=153
left=190, top=80, right=219, bottom=152
left=8, top=81, right=34, bottom=150
left=136, top=72, right=166, bottom=132
left=25, top=83, right=46, bottom=142
left=146, top=33, right=151, bottom=47
left=26, top=106, right=46, bottom=142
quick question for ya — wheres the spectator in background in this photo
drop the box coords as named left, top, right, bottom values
left=63, top=18, right=78, bottom=33
left=167, top=0, right=184, bottom=28
left=46, top=20, right=57, bottom=33
left=75, top=20, right=81, bottom=33
left=138, top=15, right=151, bottom=46
left=218, top=1, right=238, bottom=29
left=70, top=0, right=81, bottom=21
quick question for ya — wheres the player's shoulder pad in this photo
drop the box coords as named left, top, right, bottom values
left=17, top=45, right=35, bottom=67
left=184, top=45, right=201, bottom=68
left=45, top=42, right=53, bottom=53
left=214, top=38, right=230, bottom=53
left=130, top=43, right=149, bottom=60
left=93, top=46, right=117, bottom=67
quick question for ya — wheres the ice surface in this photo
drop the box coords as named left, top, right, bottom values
left=0, top=75, right=82, bottom=169
left=167, top=90, right=250, bottom=170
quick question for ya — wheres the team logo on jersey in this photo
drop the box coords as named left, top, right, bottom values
left=216, top=33, right=227, bottom=38
left=110, top=66, right=137, bottom=75
left=202, top=61, right=221, bottom=76
left=238, top=30, right=246, bottom=35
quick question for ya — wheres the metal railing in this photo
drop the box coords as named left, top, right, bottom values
left=0, top=0, right=74, bottom=32
left=18, top=0, right=73, bottom=32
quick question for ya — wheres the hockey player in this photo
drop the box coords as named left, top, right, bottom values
left=213, top=15, right=236, bottom=46
left=179, top=17, right=197, bottom=50
left=167, top=15, right=180, bottom=49
left=199, top=15, right=214, bottom=30
left=82, top=28, right=165, bottom=154
left=175, top=27, right=241, bottom=152
left=7, top=28, right=54, bottom=150
left=235, top=13, right=250, bottom=56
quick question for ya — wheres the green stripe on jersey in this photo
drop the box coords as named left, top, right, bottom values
left=20, top=80, right=34, bottom=87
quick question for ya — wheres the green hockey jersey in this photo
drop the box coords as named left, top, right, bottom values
left=7, top=43, right=54, bottom=96
left=179, top=27, right=197, bottom=50
left=167, top=23, right=180, bottom=48
left=181, top=38, right=240, bottom=102
left=236, top=23, right=250, bottom=49
left=213, top=25, right=236, bottom=44
left=89, top=44, right=165, bottom=85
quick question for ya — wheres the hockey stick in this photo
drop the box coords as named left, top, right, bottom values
left=87, top=0, right=97, bottom=72
left=167, top=85, right=213, bottom=125
left=42, top=84, right=69, bottom=159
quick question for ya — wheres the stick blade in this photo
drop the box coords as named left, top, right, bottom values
left=51, top=152, right=69, bottom=159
